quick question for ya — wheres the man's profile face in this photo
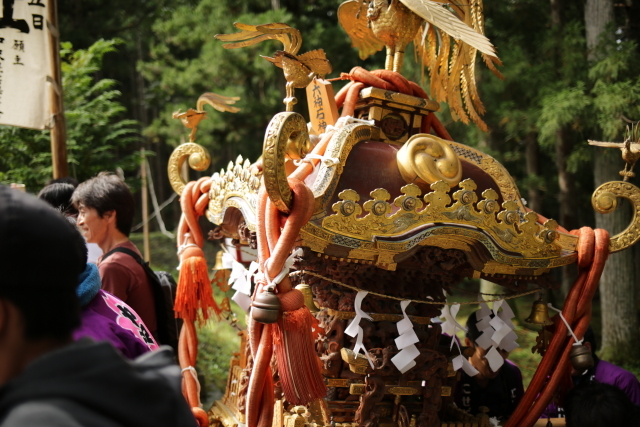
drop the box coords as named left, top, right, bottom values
left=76, top=205, right=110, bottom=244
left=466, top=338, right=509, bottom=380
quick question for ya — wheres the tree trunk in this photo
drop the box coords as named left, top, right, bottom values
left=525, top=133, right=542, bottom=213
left=556, top=128, right=578, bottom=296
left=585, top=0, right=615, bottom=60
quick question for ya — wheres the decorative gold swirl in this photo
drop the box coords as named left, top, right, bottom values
left=168, top=142, right=211, bottom=195
left=262, top=112, right=310, bottom=213
left=397, top=134, right=462, bottom=189
left=592, top=181, right=640, bottom=253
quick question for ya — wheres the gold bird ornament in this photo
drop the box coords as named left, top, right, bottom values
left=216, top=23, right=332, bottom=111
left=589, top=122, right=640, bottom=181
left=338, top=0, right=504, bottom=131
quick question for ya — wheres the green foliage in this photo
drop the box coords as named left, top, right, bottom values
left=140, top=0, right=383, bottom=171
left=0, top=39, right=139, bottom=190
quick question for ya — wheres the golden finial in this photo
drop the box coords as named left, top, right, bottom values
left=216, top=23, right=332, bottom=112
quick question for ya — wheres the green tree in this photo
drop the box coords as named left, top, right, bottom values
left=0, top=39, right=139, bottom=191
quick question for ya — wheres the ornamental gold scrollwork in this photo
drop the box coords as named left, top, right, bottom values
left=396, top=134, right=462, bottom=189
left=262, top=112, right=311, bottom=213
left=207, top=155, right=262, bottom=229
left=168, top=142, right=211, bottom=195
left=592, top=181, right=640, bottom=253
left=322, top=178, right=563, bottom=258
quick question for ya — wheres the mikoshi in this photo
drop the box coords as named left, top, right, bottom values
left=166, top=3, right=640, bottom=427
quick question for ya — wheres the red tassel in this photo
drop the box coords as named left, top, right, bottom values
left=272, top=290, right=326, bottom=405
left=175, top=245, right=221, bottom=324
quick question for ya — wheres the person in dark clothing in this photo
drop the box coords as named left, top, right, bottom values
left=454, top=310, right=524, bottom=421
left=543, top=326, right=640, bottom=418
left=0, top=185, right=196, bottom=427
left=565, top=382, right=640, bottom=427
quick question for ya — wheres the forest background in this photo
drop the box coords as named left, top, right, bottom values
left=0, top=0, right=639, bottom=397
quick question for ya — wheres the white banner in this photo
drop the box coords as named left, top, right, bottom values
left=0, top=0, right=52, bottom=129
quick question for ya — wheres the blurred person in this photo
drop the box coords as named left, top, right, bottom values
left=0, top=185, right=195, bottom=427
left=46, top=176, right=79, bottom=187
left=565, top=382, right=640, bottom=427
left=39, top=181, right=102, bottom=263
left=37, top=183, right=78, bottom=217
left=72, top=173, right=157, bottom=337
left=454, top=310, right=524, bottom=421
left=544, top=326, right=640, bottom=418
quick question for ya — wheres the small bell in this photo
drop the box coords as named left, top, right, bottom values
left=251, top=287, right=281, bottom=324
left=213, top=250, right=225, bottom=270
left=570, top=344, right=594, bottom=371
left=525, top=298, right=554, bottom=326
left=295, top=284, right=319, bottom=313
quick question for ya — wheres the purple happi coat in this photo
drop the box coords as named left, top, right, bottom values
left=74, top=290, right=159, bottom=359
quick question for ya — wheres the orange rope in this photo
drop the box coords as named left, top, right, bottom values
left=504, top=227, right=609, bottom=427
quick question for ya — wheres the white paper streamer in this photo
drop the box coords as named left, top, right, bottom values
left=232, top=290, right=252, bottom=312
left=440, top=304, right=478, bottom=377
left=485, top=346, right=505, bottom=371
left=266, top=248, right=303, bottom=285
left=392, top=300, right=421, bottom=373
left=452, top=354, right=479, bottom=376
left=345, top=291, right=375, bottom=368
left=492, top=299, right=518, bottom=352
left=392, top=345, right=420, bottom=373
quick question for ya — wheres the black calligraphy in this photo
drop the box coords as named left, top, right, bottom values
left=13, top=40, right=23, bottom=52
left=13, top=55, right=23, bottom=65
left=312, top=83, right=327, bottom=133
left=0, top=0, right=30, bottom=33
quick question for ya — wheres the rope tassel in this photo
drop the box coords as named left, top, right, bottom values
left=175, top=245, right=221, bottom=323
left=272, top=289, right=326, bottom=406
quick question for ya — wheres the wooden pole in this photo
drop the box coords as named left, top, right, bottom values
left=141, top=149, right=151, bottom=263
left=48, top=0, right=68, bottom=179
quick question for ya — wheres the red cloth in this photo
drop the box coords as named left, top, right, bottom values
left=98, top=241, right=157, bottom=336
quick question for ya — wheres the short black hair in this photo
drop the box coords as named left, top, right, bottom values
left=71, top=172, right=135, bottom=236
left=38, top=183, right=78, bottom=216
left=0, top=186, right=86, bottom=340
left=465, top=310, right=494, bottom=343
left=46, top=176, right=79, bottom=188
left=565, top=382, right=639, bottom=427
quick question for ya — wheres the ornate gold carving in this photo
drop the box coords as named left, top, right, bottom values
left=299, top=221, right=577, bottom=273
left=263, top=112, right=311, bottom=213
left=440, top=386, right=452, bottom=397
left=388, top=387, right=419, bottom=396
left=358, top=87, right=439, bottom=112
left=322, top=179, right=562, bottom=258
left=592, top=181, right=640, bottom=253
left=326, top=379, right=350, bottom=387
left=341, top=347, right=370, bottom=366
left=207, top=155, right=261, bottom=229
left=350, top=384, right=366, bottom=395
left=447, top=142, right=524, bottom=206
left=217, top=23, right=331, bottom=112
left=311, top=123, right=381, bottom=213
left=397, top=134, right=462, bottom=189
left=168, top=143, right=211, bottom=195
left=209, top=400, right=241, bottom=427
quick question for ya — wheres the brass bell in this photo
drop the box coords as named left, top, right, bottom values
left=570, top=344, right=594, bottom=372
left=213, top=250, right=225, bottom=270
left=295, top=284, right=319, bottom=313
left=525, top=299, right=554, bottom=326
left=251, top=287, right=281, bottom=324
